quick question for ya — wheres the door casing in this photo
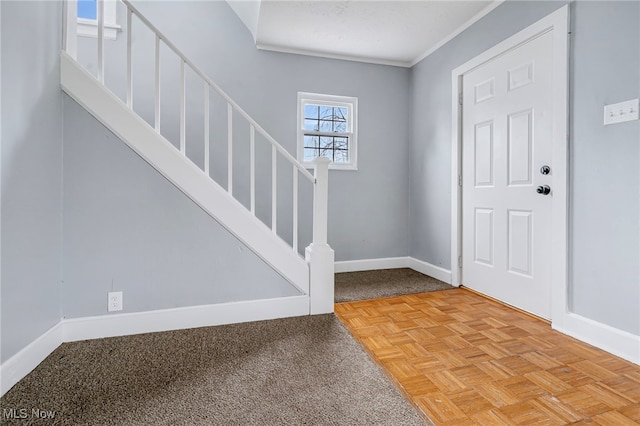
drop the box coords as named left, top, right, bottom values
left=450, top=5, right=569, bottom=325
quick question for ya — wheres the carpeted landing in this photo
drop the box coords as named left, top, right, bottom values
left=0, top=315, right=429, bottom=425
left=335, top=268, right=454, bottom=303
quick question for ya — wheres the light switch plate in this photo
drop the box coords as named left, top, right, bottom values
left=604, top=98, right=639, bottom=126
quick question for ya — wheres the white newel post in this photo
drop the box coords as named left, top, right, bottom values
left=63, top=0, right=78, bottom=59
left=306, top=157, right=335, bottom=314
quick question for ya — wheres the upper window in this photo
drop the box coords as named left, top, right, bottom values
left=297, top=92, right=358, bottom=171
left=77, top=0, right=120, bottom=40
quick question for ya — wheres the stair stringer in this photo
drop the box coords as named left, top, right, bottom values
left=60, top=51, right=310, bottom=295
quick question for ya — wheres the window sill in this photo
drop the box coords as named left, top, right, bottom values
left=302, top=162, right=358, bottom=171
left=77, top=18, right=121, bottom=40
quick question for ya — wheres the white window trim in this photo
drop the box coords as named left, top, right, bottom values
left=297, top=92, right=358, bottom=171
left=77, top=1, right=121, bottom=40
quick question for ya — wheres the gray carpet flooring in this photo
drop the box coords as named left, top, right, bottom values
left=335, top=268, right=454, bottom=303
left=0, top=314, right=428, bottom=425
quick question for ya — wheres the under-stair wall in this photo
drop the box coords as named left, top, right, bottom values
left=62, top=97, right=302, bottom=318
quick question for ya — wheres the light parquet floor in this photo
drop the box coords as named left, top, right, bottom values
left=335, top=289, right=640, bottom=425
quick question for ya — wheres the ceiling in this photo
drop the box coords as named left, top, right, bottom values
left=227, top=1, right=503, bottom=68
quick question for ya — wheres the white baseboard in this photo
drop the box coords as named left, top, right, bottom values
left=335, top=256, right=453, bottom=285
left=1, top=295, right=309, bottom=397
left=553, top=312, right=640, bottom=365
left=407, top=258, right=453, bottom=284
left=0, top=323, right=64, bottom=397
left=63, top=295, right=310, bottom=342
left=334, top=257, right=411, bottom=273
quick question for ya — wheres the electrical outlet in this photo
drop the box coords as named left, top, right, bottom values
left=108, top=291, right=123, bottom=312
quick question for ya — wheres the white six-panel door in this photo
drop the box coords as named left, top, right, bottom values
left=462, top=30, right=553, bottom=319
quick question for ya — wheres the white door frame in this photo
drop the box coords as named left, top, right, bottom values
left=451, top=5, right=569, bottom=325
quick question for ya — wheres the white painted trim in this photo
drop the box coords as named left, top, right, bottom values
left=0, top=323, right=63, bottom=397
left=64, top=0, right=78, bottom=58
left=77, top=19, right=120, bottom=40
left=554, top=314, right=640, bottom=365
left=451, top=6, right=570, bottom=321
left=257, top=43, right=411, bottom=68
left=1, top=295, right=309, bottom=397
left=334, top=257, right=453, bottom=285
left=63, top=296, right=309, bottom=343
left=335, top=257, right=411, bottom=273
left=407, top=258, right=453, bottom=285
left=60, top=51, right=310, bottom=294
left=546, top=6, right=571, bottom=335
left=411, top=0, right=505, bottom=67
left=451, top=76, right=463, bottom=288
left=307, top=244, right=335, bottom=315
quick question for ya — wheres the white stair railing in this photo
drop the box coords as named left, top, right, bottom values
left=62, top=0, right=334, bottom=314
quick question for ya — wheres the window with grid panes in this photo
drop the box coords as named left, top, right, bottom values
left=297, top=92, right=358, bottom=170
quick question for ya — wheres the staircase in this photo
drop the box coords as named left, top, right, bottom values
left=61, top=0, right=334, bottom=315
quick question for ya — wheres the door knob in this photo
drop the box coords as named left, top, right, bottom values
left=540, top=165, right=551, bottom=175
left=536, top=185, right=551, bottom=195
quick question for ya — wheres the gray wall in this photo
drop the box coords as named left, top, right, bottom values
left=569, top=1, right=639, bottom=334
left=77, top=0, right=412, bottom=262
left=1, top=1, right=64, bottom=362
left=410, top=0, right=639, bottom=334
